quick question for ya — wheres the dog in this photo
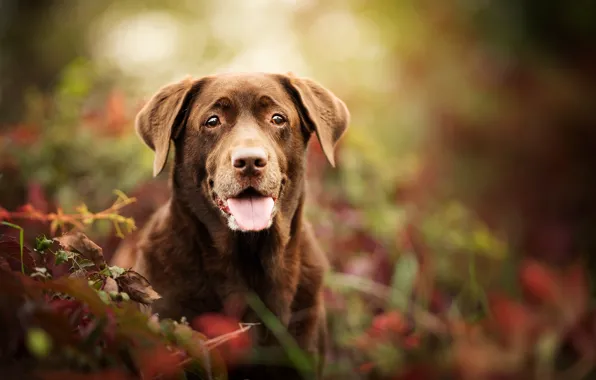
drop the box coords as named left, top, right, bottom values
left=114, top=72, right=349, bottom=379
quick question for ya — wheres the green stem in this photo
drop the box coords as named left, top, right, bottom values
left=246, top=293, right=313, bottom=378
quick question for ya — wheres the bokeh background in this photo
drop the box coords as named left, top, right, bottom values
left=2, top=0, right=596, bottom=378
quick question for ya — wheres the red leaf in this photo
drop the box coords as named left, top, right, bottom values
left=519, top=260, right=559, bottom=304
left=18, top=204, right=35, bottom=213
left=402, top=334, right=421, bottom=349
left=26, top=181, right=49, bottom=214
left=488, top=294, right=536, bottom=346
left=37, top=278, right=108, bottom=317
left=192, top=313, right=252, bottom=365
left=49, top=299, right=81, bottom=318
left=0, top=234, right=36, bottom=273
left=6, top=124, right=40, bottom=146
left=193, top=313, right=242, bottom=339
left=104, top=90, right=129, bottom=137
left=358, top=361, right=375, bottom=373
left=559, top=264, right=589, bottom=322
left=369, top=311, right=408, bottom=337
left=520, top=260, right=589, bottom=324
left=137, top=345, right=184, bottom=379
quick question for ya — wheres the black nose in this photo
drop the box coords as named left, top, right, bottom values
left=231, top=147, right=268, bottom=176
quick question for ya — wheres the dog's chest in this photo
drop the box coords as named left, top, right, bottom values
left=149, top=253, right=283, bottom=322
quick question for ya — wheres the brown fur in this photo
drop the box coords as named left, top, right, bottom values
left=113, top=72, right=349, bottom=379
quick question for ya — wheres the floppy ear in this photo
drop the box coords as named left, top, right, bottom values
left=280, top=75, right=350, bottom=167
left=135, top=77, right=199, bottom=177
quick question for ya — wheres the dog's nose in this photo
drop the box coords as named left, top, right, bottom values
left=231, top=147, right=268, bottom=176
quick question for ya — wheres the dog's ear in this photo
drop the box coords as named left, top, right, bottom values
left=135, top=77, right=199, bottom=177
left=279, top=74, right=350, bottom=167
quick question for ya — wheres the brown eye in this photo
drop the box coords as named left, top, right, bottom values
left=205, top=116, right=220, bottom=128
left=271, top=114, right=286, bottom=126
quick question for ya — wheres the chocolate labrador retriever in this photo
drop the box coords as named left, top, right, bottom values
left=116, top=72, right=349, bottom=379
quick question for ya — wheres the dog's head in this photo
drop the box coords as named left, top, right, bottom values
left=135, top=72, right=349, bottom=232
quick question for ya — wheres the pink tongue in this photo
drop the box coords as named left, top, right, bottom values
left=227, top=196, right=275, bottom=231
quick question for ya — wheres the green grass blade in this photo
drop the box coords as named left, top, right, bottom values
left=389, top=252, right=418, bottom=311
left=246, top=293, right=313, bottom=378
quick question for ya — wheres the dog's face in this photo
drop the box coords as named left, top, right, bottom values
left=135, top=72, right=349, bottom=232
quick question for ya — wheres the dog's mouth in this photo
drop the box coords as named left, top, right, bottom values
left=214, top=187, right=277, bottom=232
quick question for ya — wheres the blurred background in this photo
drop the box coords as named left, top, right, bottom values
left=1, top=0, right=596, bottom=378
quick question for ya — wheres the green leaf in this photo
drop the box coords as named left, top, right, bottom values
left=35, top=235, right=53, bottom=252
left=97, top=290, right=110, bottom=304
left=88, top=279, right=102, bottom=290
left=535, top=330, right=560, bottom=378
left=108, top=290, right=120, bottom=300
left=55, top=250, right=70, bottom=265
left=26, top=328, right=53, bottom=358
left=77, top=259, right=95, bottom=269
left=107, top=265, right=125, bottom=279
left=389, top=253, right=419, bottom=311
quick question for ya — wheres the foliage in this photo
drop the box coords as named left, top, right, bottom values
left=0, top=58, right=154, bottom=215
left=0, top=191, right=136, bottom=237
left=2, top=0, right=596, bottom=378
left=3, top=203, right=593, bottom=380
left=327, top=257, right=595, bottom=379
left=0, top=227, right=255, bottom=380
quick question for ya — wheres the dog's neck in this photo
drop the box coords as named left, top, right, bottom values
left=169, top=174, right=305, bottom=265
left=168, top=187, right=304, bottom=293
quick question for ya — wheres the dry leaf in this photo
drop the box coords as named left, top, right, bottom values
left=55, top=232, right=106, bottom=270
left=103, top=277, right=119, bottom=293
left=116, top=270, right=161, bottom=305
left=69, top=269, right=87, bottom=279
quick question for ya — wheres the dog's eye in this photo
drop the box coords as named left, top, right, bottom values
left=205, top=116, right=221, bottom=128
left=271, top=114, right=286, bottom=126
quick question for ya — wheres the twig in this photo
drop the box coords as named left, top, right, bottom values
left=203, top=322, right=258, bottom=350
left=170, top=323, right=257, bottom=379
left=0, top=190, right=136, bottom=237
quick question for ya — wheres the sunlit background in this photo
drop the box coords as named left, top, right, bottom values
left=2, top=0, right=596, bottom=378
